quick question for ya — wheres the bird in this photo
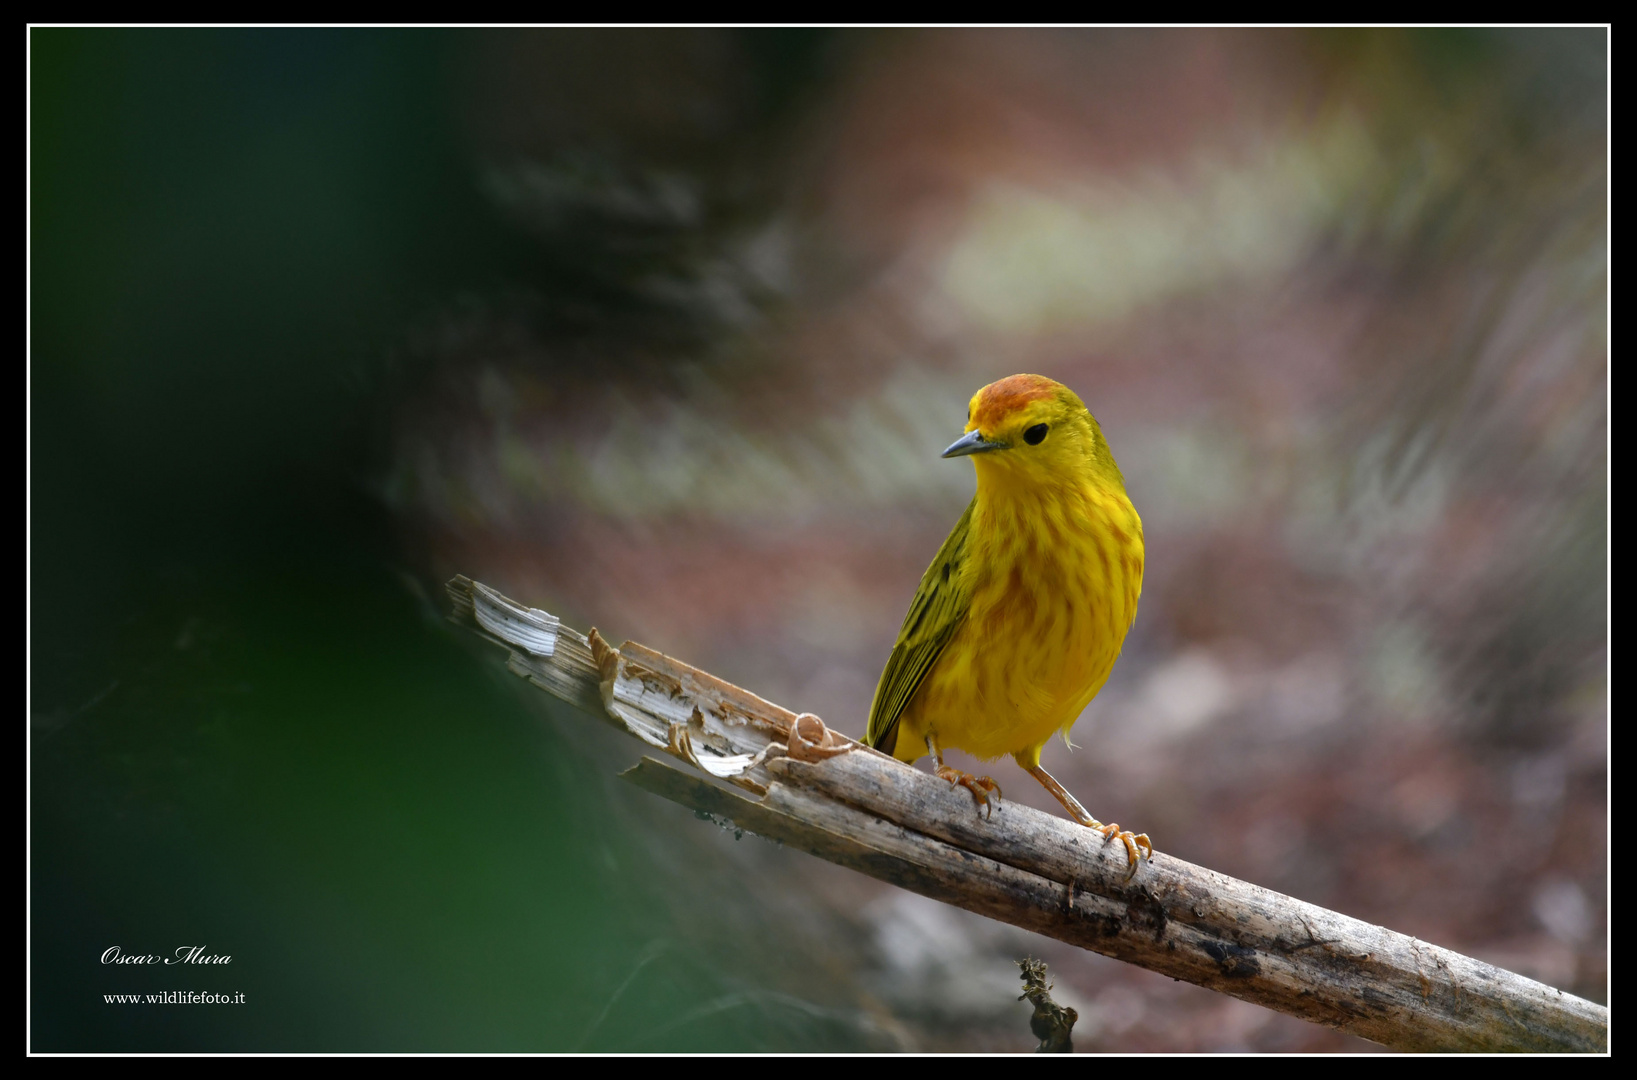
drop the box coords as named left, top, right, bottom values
left=864, top=373, right=1151, bottom=870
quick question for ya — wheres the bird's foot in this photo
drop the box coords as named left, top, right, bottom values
left=1084, top=821, right=1153, bottom=879
left=935, top=765, right=1002, bottom=819
left=1021, top=763, right=1152, bottom=878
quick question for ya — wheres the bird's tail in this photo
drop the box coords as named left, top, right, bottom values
left=868, top=721, right=899, bottom=757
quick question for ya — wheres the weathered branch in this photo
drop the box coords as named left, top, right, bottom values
left=446, top=576, right=1607, bottom=1053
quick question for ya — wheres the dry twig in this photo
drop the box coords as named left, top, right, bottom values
left=1018, top=958, right=1077, bottom=1052
left=446, top=576, right=1607, bottom=1053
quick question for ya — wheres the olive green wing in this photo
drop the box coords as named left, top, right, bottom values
left=866, top=497, right=976, bottom=756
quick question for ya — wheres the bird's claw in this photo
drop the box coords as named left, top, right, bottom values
left=1091, top=822, right=1153, bottom=878
left=935, top=765, right=1003, bottom=819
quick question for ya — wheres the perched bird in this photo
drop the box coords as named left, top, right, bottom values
left=865, top=374, right=1151, bottom=869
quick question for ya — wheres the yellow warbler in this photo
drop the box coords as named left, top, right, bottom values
left=865, top=374, right=1151, bottom=868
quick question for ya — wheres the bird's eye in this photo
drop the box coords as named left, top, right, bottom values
left=1024, top=423, right=1048, bottom=445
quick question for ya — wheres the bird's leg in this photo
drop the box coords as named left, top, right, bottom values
left=1022, top=763, right=1152, bottom=876
left=926, top=734, right=1002, bottom=819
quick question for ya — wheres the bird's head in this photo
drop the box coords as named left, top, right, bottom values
left=943, top=374, right=1122, bottom=488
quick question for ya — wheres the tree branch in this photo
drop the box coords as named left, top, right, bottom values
left=446, top=575, right=1607, bottom=1053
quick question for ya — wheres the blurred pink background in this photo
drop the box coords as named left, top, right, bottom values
left=391, top=30, right=1605, bottom=1051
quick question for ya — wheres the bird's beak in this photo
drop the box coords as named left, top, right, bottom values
left=942, top=429, right=1008, bottom=458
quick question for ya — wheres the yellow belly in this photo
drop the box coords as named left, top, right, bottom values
left=898, top=485, right=1141, bottom=765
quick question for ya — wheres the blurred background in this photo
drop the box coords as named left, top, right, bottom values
left=31, top=28, right=1605, bottom=1052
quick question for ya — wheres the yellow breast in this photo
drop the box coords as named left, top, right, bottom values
left=905, top=481, right=1142, bottom=762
